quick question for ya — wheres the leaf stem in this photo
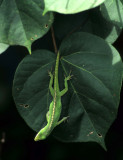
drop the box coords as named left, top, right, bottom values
left=51, top=26, right=58, bottom=54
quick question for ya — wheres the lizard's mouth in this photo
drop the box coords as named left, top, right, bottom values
left=34, top=132, right=46, bottom=141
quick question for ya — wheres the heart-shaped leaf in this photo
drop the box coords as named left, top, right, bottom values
left=53, top=32, right=123, bottom=149
left=0, top=0, right=53, bottom=53
left=43, top=0, right=105, bottom=14
left=13, top=32, right=123, bottom=149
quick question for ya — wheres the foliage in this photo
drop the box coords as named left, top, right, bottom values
left=0, top=0, right=53, bottom=53
left=0, top=0, right=123, bottom=150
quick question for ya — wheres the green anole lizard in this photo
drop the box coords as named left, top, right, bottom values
left=34, top=52, right=72, bottom=141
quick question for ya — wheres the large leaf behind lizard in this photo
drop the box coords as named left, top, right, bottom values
left=13, top=32, right=123, bottom=149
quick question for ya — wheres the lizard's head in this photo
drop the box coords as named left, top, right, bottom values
left=34, top=132, right=47, bottom=141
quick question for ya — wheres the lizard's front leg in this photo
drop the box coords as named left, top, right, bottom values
left=60, top=74, right=72, bottom=96
left=48, top=71, right=54, bottom=96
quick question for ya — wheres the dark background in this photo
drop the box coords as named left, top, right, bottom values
left=0, top=26, right=123, bottom=160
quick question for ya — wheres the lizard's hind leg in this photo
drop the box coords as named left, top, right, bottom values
left=56, top=116, right=69, bottom=126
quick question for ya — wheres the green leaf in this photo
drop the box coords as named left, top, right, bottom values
left=43, top=0, right=105, bottom=14
left=100, top=0, right=123, bottom=28
left=53, top=33, right=123, bottom=149
left=13, top=32, right=123, bottom=149
left=54, top=8, right=122, bottom=44
left=0, top=0, right=53, bottom=53
left=80, top=8, right=122, bottom=44
left=0, top=43, right=9, bottom=54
